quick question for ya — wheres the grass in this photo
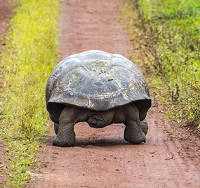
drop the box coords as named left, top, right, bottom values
left=0, top=0, right=60, bottom=187
left=121, top=0, right=200, bottom=129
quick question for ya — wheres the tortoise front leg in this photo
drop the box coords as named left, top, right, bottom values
left=124, top=104, right=146, bottom=144
left=53, top=106, right=79, bottom=147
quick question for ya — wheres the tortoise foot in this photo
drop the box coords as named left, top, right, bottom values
left=124, top=126, right=146, bottom=144
left=53, top=136, right=75, bottom=147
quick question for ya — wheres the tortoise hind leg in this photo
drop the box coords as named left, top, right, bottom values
left=53, top=106, right=79, bottom=147
left=54, top=123, right=59, bottom=135
left=53, top=122, right=75, bottom=147
left=124, top=104, right=146, bottom=144
left=140, top=119, right=148, bottom=136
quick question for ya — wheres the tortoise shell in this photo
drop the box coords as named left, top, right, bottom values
left=46, top=50, right=151, bottom=122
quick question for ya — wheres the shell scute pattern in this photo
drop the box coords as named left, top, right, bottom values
left=46, top=50, right=151, bottom=121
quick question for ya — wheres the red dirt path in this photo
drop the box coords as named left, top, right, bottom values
left=0, top=0, right=13, bottom=185
left=28, top=0, right=200, bottom=187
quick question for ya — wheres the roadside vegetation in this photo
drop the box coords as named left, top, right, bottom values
left=122, top=0, right=200, bottom=129
left=0, top=0, right=60, bottom=187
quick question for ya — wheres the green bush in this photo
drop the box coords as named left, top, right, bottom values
left=0, top=0, right=60, bottom=186
left=138, top=0, right=200, bottom=127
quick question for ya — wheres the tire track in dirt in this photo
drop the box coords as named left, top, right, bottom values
left=28, top=0, right=200, bottom=187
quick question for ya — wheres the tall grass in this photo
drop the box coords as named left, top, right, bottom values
left=137, top=0, right=200, bottom=128
left=0, top=0, right=60, bottom=186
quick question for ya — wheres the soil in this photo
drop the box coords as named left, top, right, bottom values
left=28, top=0, right=200, bottom=187
left=0, top=0, right=13, bottom=185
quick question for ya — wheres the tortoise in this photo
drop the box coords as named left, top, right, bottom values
left=46, top=50, right=151, bottom=147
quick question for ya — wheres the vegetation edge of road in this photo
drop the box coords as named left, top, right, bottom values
left=121, top=0, right=200, bottom=132
left=0, top=0, right=60, bottom=187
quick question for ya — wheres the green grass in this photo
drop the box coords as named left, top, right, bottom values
left=121, top=0, right=200, bottom=129
left=0, top=0, right=60, bottom=187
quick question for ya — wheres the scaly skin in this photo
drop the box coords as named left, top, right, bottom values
left=53, top=104, right=147, bottom=147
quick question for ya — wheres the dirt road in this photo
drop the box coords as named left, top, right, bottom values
left=0, top=0, right=13, bottom=185
left=29, top=0, right=200, bottom=187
